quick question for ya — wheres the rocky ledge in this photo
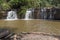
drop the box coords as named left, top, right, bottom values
left=0, top=29, right=59, bottom=40
left=0, top=31, right=60, bottom=40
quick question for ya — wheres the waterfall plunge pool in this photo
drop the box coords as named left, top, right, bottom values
left=0, top=19, right=60, bottom=35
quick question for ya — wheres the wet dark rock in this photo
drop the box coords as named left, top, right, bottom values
left=0, top=28, right=14, bottom=40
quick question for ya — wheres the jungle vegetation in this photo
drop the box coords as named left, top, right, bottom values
left=0, top=0, right=60, bottom=18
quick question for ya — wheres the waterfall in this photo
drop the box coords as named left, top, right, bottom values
left=6, top=10, right=18, bottom=20
left=25, top=8, right=34, bottom=20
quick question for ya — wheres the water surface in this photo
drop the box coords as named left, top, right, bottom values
left=0, top=19, right=60, bottom=35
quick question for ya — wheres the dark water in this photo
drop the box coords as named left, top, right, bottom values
left=0, top=19, right=60, bottom=35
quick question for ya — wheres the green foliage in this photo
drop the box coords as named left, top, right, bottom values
left=9, top=0, right=40, bottom=8
left=8, top=0, right=40, bottom=15
left=18, top=6, right=27, bottom=15
left=0, top=0, right=60, bottom=15
left=1, top=3, right=11, bottom=10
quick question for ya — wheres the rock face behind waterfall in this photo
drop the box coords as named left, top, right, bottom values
left=54, top=8, right=60, bottom=20
left=33, top=8, right=40, bottom=19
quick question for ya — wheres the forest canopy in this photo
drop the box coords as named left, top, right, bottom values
left=0, top=0, right=60, bottom=17
left=0, top=0, right=60, bottom=10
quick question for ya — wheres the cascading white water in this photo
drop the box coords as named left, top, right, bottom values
left=25, top=10, right=32, bottom=20
left=6, top=10, right=18, bottom=20
left=25, top=8, right=34, bottom=20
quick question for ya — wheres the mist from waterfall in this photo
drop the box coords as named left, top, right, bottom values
left=6, top=10, right=18, bottom=20
left=25, top=8, right=34, bottom=20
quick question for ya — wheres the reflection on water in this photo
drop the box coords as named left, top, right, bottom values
left=0, top=19, right=60, bottom=35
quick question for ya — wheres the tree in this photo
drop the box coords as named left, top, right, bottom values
left=0, top=0, right=60, bottom=14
